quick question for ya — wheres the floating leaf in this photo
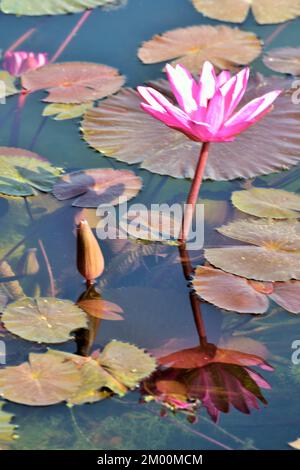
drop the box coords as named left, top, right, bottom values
left=119, top=209, right=181, bottom=242
left=0, top=0, right=122, bottom=15
left=192, top=0, right=300, bottom=24
left=78, top=299, right=123, bottom=320
left=82, top=75, right=300, bottom=180
left=289, top=438, right=300, bottom=450
left=43, top=102, right=94, bottom=120
left=263, top=47, right=300, bottom=75
left=0, top=71, right=19, bottom=97
left=0, top=351, right=81, bottom=405
left=193, top=265, right=300, bottom=313
left=2, top=297, right=88, bottom=343
left=22, top=62, right=125, bottom=104
left=53, top=168, right=142, bottom=208
left=0, top=147, right=62, bottom=196
left=205, top=219, right=300, bottom=281
left=232, top=188, right=300, bottom=219
left=0, top=401, right=18, bottom=448
left=99, top=341, right=156, bottom=389
left=138, top=25, right=261, bottom=72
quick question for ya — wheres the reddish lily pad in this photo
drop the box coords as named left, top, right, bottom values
left=205, top=219, right=300, bottom=281
left=82, top=75, right=300, bottom=180
left=138, top=25, right=261, bottom=72
left=193, top=265, right=300, bottom=313
left=53, top=168, right=142, bottom=207
left=192, top=0, right=300, bottom=24
left=263, top=48, right=300, bottom=75
left=22, top=62, right=125, bottom=104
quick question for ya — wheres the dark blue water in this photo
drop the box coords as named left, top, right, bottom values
left=0, top=0, right=299, bottom=450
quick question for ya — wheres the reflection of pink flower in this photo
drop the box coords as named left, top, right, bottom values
left=3, top=51, right=48, bottom=77
left=138, top=61, right=281, bottom=143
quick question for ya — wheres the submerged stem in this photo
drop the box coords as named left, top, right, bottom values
left=179, top=142, right=210, bottom=244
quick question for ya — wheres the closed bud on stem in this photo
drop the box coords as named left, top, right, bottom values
left=77, top=219, right=104, bottom=284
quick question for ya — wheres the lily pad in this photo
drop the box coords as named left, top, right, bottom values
left=22, top=62, right=125, bottom=104
left=0, top=71, right=19, bottom=97
left=0, top=147, right=61, bottom=196
left=43, top=102, right=94, bottom=120
left=53, top=168, right=142, bottom=208
left=263, top=48, right=300, bottom=75
left=0, top=0, right=121, bottom=15
left=289, top=438, right=300, bottom=450
left=82, top=75, right=300, bottom=180
left=205, top=219, right=300, bottom=281
left=232, top=188, right=300, bottom=219
left=77, top=299, right=124, bottom=320
left=0, top=401, right=18, bottom=448
left=193, top=265, right=300, bottom=313
left=2, top=297, right=88, bottom=343
left=192, top=0, right=300, bottom=24
left=0, top=351, right=82, bottom=405
left=138, top=25, right=261, bottom=72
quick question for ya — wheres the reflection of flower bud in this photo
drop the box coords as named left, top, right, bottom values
left=77, top=219, right=104, bottom=283
left=18, top=248, right=39, bottom=276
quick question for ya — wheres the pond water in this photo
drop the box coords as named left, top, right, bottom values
left=0, top=0, right=300, bottom=450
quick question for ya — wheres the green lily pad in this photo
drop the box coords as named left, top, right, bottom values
left=232, top=188, right=300, bottom=219
left=0, top=147, right=62, bottom=197
left=0, top=71, right=19, bottom=98
left=0, top=0, right=121, bottom=15
left=43, top=102, right=94, bottom=120
left=0, top=351, right=82, bottom=406
left=2, top=297, right=88, bottom=343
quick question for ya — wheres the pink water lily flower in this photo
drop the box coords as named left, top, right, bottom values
left=3, top=51, right=48, bottom=77
left=138, top=62, right=281, bottom=243
left=137, top=61, right=281, bottom=143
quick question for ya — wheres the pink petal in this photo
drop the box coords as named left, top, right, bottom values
left=204, top=88, right=226, bottom=133
left=198, top=61, right=217, bottom=106
left=165, top=63, right=198, bottom=114
left=216, top=70, right=231, bottom=88
left=220, top=67, right=250, bottom=119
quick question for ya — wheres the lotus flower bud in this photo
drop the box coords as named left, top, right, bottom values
left=77, top=219, right=104, bottom=283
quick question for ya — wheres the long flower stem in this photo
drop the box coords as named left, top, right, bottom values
left=10, top=91, right=28, bottom=147
left=6, top=28, right=37, bottom=53
left=179, top=142, right=210, bottom=244
left=50, top=9, right=92, bottom=63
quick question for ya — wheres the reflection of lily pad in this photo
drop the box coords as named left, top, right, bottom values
left=138, top=25, right=261, bottom=72
left=22, top=62, right=125, bottom=104
left=0, top=352, right=81, bottom=406
left=232, top=188, right=300, bottom=219
left=43, top=102, right=93, bottom=120
left=2, top=297, right=87, bottom=343
left=53, top=168, right=142, bottom=207
left=0, top=401, right=18, bottom=449
left=0, top=147, right=61, bottom=196
left=205, top=219, right=300, bottom=281
left=0, top=0, right=121, bottom=15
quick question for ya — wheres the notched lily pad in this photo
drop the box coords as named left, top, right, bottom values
left=0, top=351, right=82, bottom=406
left=53, top=168, right=142, bottom=208
left=43, top=102, right=94, bottom=120
left=205, top=219, right=300, bottom=281
left=232, top=188, right=300, bottom=219
left=0, top=0, right=122, bottom=16
left=138, top=25, right=261, bottom=72
left=82, top=76, right=300, bottom=180
left=192, top=0, right=300, bottom=25
left=263, top=48, right=300, bottom=75
left=2, top=297, right=88, bottom=343
left=0, top=147, right=62, bottom=197
left=22, top=62, right=125, bottom=104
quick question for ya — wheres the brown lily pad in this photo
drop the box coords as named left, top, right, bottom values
left=0, top=352, right=81, bottom=406
left=138, top=25, right=261, bottom=72
left=205, top=219, right=300, bottom=281
left=82, top=75, right=300, bottom=180
left=22, top=62, right=125, bottom=104
left=263, top=48, right=300, bottom=75
left=53, top=168, right=142, bottom=207
left=78, top=299, right=124, bottom=320
left=193, top=265, right=300, bottom=313
left=192, top=0, right=300, bottom=24
left=232, top=188, right=300, bottom=219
